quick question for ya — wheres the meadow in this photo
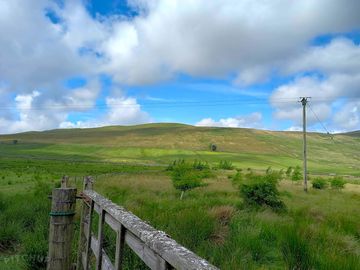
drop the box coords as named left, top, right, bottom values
left=0, top=124, right=359, bottom=269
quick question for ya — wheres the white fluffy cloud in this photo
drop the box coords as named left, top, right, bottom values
left=270, top=38, right=360, bottom=130
left=19, top=0, right=355, bottom=87
left=333, top=101, right=360, bottom=130
left=0, top=91, right=68, bottom=134
left=196, top=112, right=263, bottom=129
left=285, top=38, right=360, bottom=77
left=0, top=0, right=360, bottom=133
left=59, top=94, right=151, bottom=129
left=0, top=0, right=94, bottom=91
left=105, top=95, right=151, bottom=125
left=87, top=0, right=360, bottom=86
left=0, top=0, right=150, bottom=133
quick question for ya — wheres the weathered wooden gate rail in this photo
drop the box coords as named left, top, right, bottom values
left=76, top=177, right=219, bottom=270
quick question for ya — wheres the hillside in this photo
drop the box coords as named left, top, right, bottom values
left=342, top=130, right=360, bottom=137
left=0, top=123, right=359, bottom=175
left=1, top=124, right=360, bottom=270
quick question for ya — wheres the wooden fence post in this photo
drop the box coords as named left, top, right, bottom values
left=47, top=179, right=77, bottom=270
left=61, top=175, right=69, bottom=188
left=76, top=176, right=94, bottom=270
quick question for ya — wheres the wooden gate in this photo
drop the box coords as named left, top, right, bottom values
left=75, top=176, right=219, bottom=270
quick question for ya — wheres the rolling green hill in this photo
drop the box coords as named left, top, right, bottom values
left=0, top=123, right=359, bottom=176
left=1, top=124, right=360, bottom=270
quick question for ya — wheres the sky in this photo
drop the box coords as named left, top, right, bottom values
left=0, top=0, right=360, bottom=134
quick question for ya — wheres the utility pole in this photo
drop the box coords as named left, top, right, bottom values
left=300, top=97, right=310, bottom=192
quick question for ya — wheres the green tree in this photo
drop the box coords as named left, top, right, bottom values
left=209, top=143, right=217, bottom=151
left=170, top=162, right=203, bottom=199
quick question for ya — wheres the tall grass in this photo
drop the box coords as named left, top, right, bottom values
left=0, top=158, right=359, bottom=269
left=0, top=181, right=51, bottom=269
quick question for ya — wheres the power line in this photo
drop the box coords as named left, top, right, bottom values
left=1, top=96, right=359, bottom=111
left=308, top=103, right=333, bottom=137
left=0, top=99, right=296, bottom=111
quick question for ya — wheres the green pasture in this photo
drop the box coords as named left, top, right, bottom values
left=0, top=124, right=359, bottom=269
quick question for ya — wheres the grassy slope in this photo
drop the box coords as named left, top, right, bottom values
left=90, top=171, right=360, bottom=269
left=1, top=123, right=359, bottom=176
left=1, top=124, right=360, bottom=269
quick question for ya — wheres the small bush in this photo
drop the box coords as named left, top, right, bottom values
left=331, top=177, right=345, bottom=189
left=170, top=161, right=205, bottom=199
left=192, top=160, right=210, bottom=170
left=166, top=159, right=185, bottom=171
left=312, top=178, right=327, bottom=189
left=218, top=160, right=234, bottom=170
left=291, top=166, right=302, bottom=181
left=240, top=174, right=285, bottom=211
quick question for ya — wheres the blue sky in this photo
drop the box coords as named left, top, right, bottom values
left=0, top=0, right=359, bottom=134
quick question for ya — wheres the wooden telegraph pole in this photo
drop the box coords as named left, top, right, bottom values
left=300, top=97, right=310, bottom=192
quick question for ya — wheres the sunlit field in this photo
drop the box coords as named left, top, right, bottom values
left=0, top=124, right=359, bottom=269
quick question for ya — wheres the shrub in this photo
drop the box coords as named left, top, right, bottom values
left=264, top=170, right=283, bottom=183
left=330, top=177, right=345, bottom=189
left=292, top=166, right=302, bottom=181
left=240, top=174, right=285, bottom=211
left=192, top=160, right=210, bottom=170
left=166, top=159, right=185, bottom=171
left=218, top=160, right=234, bottom=170
left=312, top=178, right=327, bottom=189
left=170, top=162, right=203, bottom=199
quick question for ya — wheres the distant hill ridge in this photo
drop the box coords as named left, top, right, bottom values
left=0, top=123, right=359, bottom=175
left=0, top=122, right=358, bottom=153
left=341, top=130, right=360, bottom=137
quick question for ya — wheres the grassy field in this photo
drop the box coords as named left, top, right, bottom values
left=0, top=124, right=359, bottom=269
left=0, top=123, right=359, bottom=175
